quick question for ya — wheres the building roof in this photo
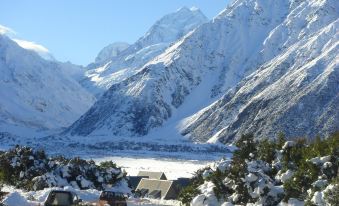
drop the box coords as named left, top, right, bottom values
left=137, top=171, right=167, bottom=180
left=128, top=176, right=148, bottom=190
left=136, top=179, right=178, bottom=199
left=174, top=178, right=191, bottom=188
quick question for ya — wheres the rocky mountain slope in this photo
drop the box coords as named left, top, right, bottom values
left=181, top=0, right=339, bottom=143
left=0, top=35, right=95, bottom=133
left=67, top=0, right=338, bottom=143
left=82, top=7, right=208, bottom=97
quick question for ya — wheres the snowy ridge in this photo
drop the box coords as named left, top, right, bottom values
left=0, top=34, right=95, bottom=133
left=82, top=7, right=208, bottom=97
left=0, top=24, right=56, bottom=62
left=12, top=38, right=56, bottom=61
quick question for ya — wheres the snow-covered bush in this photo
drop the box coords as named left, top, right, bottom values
left=180, top=132, right=339, bottom=205
left=0, top=146, right=126, bottom=191
left=0, top=185, right=8, bottom=205
left=178, top=167, right=208, bottom=205
left=323, top=179, right=339, bottom=206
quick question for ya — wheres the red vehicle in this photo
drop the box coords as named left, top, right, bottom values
left=97, top=191, right=127, bottom=206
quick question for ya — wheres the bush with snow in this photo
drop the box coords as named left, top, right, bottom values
left=323, top=180, right=339, bottom=206
left=180, top=132, right=339, bottom=205
left=0, top=146, right=126, bottom=191
left=178, top=167, right=207, bottom=205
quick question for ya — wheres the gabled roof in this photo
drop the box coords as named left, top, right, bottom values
left=136, top=179, right=178, bottom=199
left=128, top=176, right=148, bottom=189
left=174, top=178, right=190, bottom=188
left=137, top=171, right=167, bottom=180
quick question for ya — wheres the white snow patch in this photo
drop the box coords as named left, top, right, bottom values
left=91, top=156, right=210, bottom=180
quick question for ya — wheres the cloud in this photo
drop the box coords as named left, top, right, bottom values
left=190, top=6, right=200, bottom=11
left=13, top=39, right=49, bottom=53
left=13, top=39, right=55, bottom=61
left=0, top=24, right=55, bottom=61
left=0, top=24, right=16, bottom=35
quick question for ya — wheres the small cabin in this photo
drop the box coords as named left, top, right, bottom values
left=136, top=179, right=179, bottom=200
left=130, top=171, right=191, bottom=199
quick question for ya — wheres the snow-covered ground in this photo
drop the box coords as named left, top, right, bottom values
left=1, top=185, right=181, bottom=206
left=91, top=156, right=213, bottom=180
left=0, top=140, right=230, bottom=206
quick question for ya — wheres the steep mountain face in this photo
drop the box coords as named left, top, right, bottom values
left=57, top=61, right=87, bottom=81
left=181, top=0, right=339, bottom=142
left=66, top=0, right=293, bottom=137
left=0, top=35, right=95, bottom=132
left=82, top=7, right=208, bottom=97
left=66, top=0, right=338, bottom=143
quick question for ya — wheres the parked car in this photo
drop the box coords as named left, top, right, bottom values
left=44, top=190, right=82, bottom=206
left=97, top=191, right=127, bottom=206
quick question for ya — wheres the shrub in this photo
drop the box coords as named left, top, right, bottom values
left=180, top=132, right=339, bottom=205
left=0, top=146, right=125, bottom=191
left=234, top=133, right=257, bottom=161
left=0, top=184, right=8, bottom=202
left=208, top=169, right=231, bottom=200
left=257, top=138, right=276, bottom=164
left=99, top=160, right=117, bottom=169
left=178, top=184, right=201, bottom=206
left=324, top=177, right=339, bottom=205
left=178, top=168, right=206, bottom=205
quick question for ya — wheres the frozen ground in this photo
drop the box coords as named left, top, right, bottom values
left=91, top=156, right=214, bottom=179
left=0, top=129, right=232, bottom=180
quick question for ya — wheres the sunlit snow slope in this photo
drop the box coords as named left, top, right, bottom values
left=0, top=35, right=95, bottom=133
left=81, top=7, right=208, bottom=97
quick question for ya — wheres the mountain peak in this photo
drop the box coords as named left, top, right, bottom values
left=83, top=6, right=209, bottom=97
left=94, top=42, right=130, bottom=63
left=137, top=6, right=208, bottom=48
left=189, top=6, right=200, bottom=12
left=176, top=6, right=190, bottom=12
left=176, top=6, right=201, bottom=13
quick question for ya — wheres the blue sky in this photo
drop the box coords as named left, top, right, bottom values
left=0, top=0, right=229, bottom=65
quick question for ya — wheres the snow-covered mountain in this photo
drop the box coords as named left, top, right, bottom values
left=0, top=34, right=95, bottom=133
left=82, top=7, right=208, bottom=97
left=57, top=61, right=87, bottom=82
left=12, top=38, right=56, bottom=61
left=94, top=42, right=130, bottom=63
left=181, top=0, right=339, bottom=143
left=67, top=0, right=338, bottom=143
